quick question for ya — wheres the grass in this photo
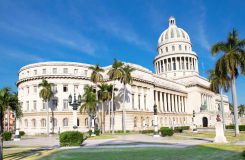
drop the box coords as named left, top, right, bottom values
left=41, top=144, right=244, bottom=160
left=182, top=131, right=245, bottom=142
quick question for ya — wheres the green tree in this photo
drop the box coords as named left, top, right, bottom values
left=208, top=69, right=230, bottom=130
left=38, top=79, right=54, bottom=135
left=89, top=64, right=104, bottom=131
left=107, top=59, right=124, bottom=134
left=80, top=85, right=97, bottom=135
left=98, top=83, right=113, bottom=133
left=0, top=87, right=22, bottom=160
left=238, top=104, right=245, bottom=117
left=211, top=29, right=245, bottom=136
left=121, top=65, right=135, bottom=133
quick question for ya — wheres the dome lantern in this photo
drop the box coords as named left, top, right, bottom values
left=169, top=16, right=176, bottom=26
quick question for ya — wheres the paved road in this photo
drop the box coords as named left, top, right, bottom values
left=4, top=134, right=213, bottom=149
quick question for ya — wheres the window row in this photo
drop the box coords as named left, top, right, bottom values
left=20, top=68, right=88, bottom=77
left=159, top=45, right=191, bottom=54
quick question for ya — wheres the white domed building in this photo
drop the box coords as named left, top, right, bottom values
left=17, top=17, right=231, bottom=135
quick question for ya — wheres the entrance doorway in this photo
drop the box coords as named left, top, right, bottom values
left=202, top=117, right=208, bottom=127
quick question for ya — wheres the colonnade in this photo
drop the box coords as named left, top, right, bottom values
left=155, top=56, right=198, bottom=74
left=154, top=90, right=186, bottom=113
left=201, top=93, right=213, bottom=111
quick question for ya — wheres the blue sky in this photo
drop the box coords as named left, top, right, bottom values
left=0, top=0, right=244, bottom=105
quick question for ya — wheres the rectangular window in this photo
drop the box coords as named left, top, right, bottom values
left=52, top=99, right=58, bottom=110
left=63, top=68, right=68, bottom=74
left=53, top=68, right=57, bottom=74
left=33, top=100, right=37, bottom=110
left=63, top=85, right=68, bottom=92
left=63, top=100, right=68, bottom=110
left=74, top=69, right=78, bottom=74
left=138, top=94, right=141, bottom=109
left=42, top=69, right=46, bottom=74
left=27, top=87, right=29, bottom=95
left=52, top=84, right=57, bottom=93
left=84, top=70, right=88, bottom=76
left=132, top=93, right=134, bottom=108
left=74, top=85, right=79, bottom=92
left=26, top=101, right=29, bottom=111
left=34, top=70, right=37, bottom=75
left=33, top=86, right=37, bottom=94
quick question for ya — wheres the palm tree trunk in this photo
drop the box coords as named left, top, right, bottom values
left=46, top=102, right=50, bottom=136
left=111, top=81, right=116, bottom=134
left=95, top=83, right=101, bottom=131
left=0, top=108, right=4, bottom=160
left=101, top=101, right=104, bottom=134
left=122, top=84, right=126, bottom=133
left=108, top=101, right=111, bottom=133
left=231, top=77, right=239, bottom=136
left=220, top=88, right=225, bottom=131
left=51, top=110, right=54, bottom=134
left=7, top=107, right=9, bottom=131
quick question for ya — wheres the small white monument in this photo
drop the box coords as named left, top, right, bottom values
left=214, top=114, right=227, bottom=143
left=153, top=104, right=160, bottom=137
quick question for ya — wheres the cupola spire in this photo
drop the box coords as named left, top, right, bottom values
left=169, top=16, right=176, bottom=26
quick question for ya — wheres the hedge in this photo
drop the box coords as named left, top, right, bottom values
left=59, top=131, right=84, bottom=146
left=19, top=131, right=25, bottom=137
left=160, top=127, right=174, bottom=136
left=95, top=129, right=100, bottom=136
left=141, top=130, right=154, bottom=134
left=114, top=130, right=130, bottom=133
left=3, top=131, right=12, bottom=141
left=174, top=126, right=190, bottom=133
left=226, top=125, right=245, bottom=131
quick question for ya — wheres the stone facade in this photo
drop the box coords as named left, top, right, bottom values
left=17, top=17, right=231, bottom=135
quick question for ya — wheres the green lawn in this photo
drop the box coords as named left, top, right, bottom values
left=40, top=144, right=244, bottom=160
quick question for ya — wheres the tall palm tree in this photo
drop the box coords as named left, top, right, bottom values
left=121, top=65, right=135, bottom=133
left=38, top=79, right=54, bottom=135
left=98, top=83, right=113, bottom=133
left=89, top=64, right=104, bottom=131
left=80, top=85, right=97, bottom=135
left=208, top=69, right=230, bottom=130
left=211, top=29, right=245, bottom=136
left=0, top=87, right=22, bottom=160
left=107, top=59, right=124, bottom=134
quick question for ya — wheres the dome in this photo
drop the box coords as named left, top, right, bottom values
left=158, top=17, right=191, bottom=46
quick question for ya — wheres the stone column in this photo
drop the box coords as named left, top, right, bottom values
left=159, top=92, right=163, bottom=112
left=72, top=109, right=78, bottom=129
left=171, top=94, right=174, bottom=112
left=167, top=93, right=171, bottom=112
left=177, top=95, right=180, bottom=113
left=184, top=57, right=186, bottom=70
left=174, top=95, right=178, bottom=112
left=155, top=90, right=159, bottom=110
left=196, top=58, right=199, bottom=72
left=163, top=92, right=167, bottom=112
left=184, top=97, right=186, bottom=112
left=180, top=96, right=183, bottom=112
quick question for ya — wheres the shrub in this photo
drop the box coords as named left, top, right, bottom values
left=174, top=128, right=183, bottom=133
left=160, top=127, right=174, bottom=136
left=226, top=125, right=245, bottom=131
left=3, top=131, right=12, bottom=141
left=19, top=131, right=25, bottom=137
left=141, top=130, right=154, bottom=134
left=180, top=126, right=190, bottom=130
left=88, top=130, right=92, bottom=136
left=59, top=131, right=84, bottom=146
left=95, top=129, right=100, bottom=136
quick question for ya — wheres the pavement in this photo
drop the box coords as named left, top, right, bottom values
left=3, top=134, right=215, bottom=149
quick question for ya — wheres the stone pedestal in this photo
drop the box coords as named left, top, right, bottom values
left=153, top=115, right=160, bottom=137
left=214, top=122, right=227, bottom=143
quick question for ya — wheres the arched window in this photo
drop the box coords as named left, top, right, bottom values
left=179, top=45, right=182, bottom=50
left=25, top=119, right=28, bottom=127
left=134, top=117, right=137, bottom=127
left=85, top=118, right=88, bottom=128
left=146, top=117, right=149, bottom=126
left=63, top=118, right=68, bottom=127
left=166, top=47, right=168, bottom=52
left=32, top=119, right=36, bottom=128
left=185, top=46, right=187, bottom=51
left=41, top=119, right=46, bottom=127
left=53, top=118, right=57, bottom=127
left=77, top=118, right=80, bottom=126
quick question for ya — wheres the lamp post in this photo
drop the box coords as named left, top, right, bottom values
left=153, top=104, right=160, bottom=137
left=89, top=109, right=96, bottom=137
left=68, top=93, right=82, bottom=130
left=192, top=110, right=197, bottom=132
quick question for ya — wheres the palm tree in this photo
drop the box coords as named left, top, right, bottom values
left=89, top=64, right=104, bottom=131
left=208, top=69, right=230, bottom=130
left=98, top=83, right=113, bottom=133
left=80, top=85, right=97, bottom=135
left=0, top=87, right=22, bottom=160
left=121, top=65, right=135, bottom=133
left=38, top=79, right=54, bottom=135
left=211, top=29, right=245, bottom=136
left=107, top=59, right=124, bottom=134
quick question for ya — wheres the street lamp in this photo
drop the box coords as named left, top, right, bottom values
left=89, top=109, right=96, bottom=137
left=14, top=110, right=20, bottom=141
left=68, top=93, right=82, bottom=129
left=153, top=104, right=160, bottom=137
left=192, top=110, right=197, bottom=132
